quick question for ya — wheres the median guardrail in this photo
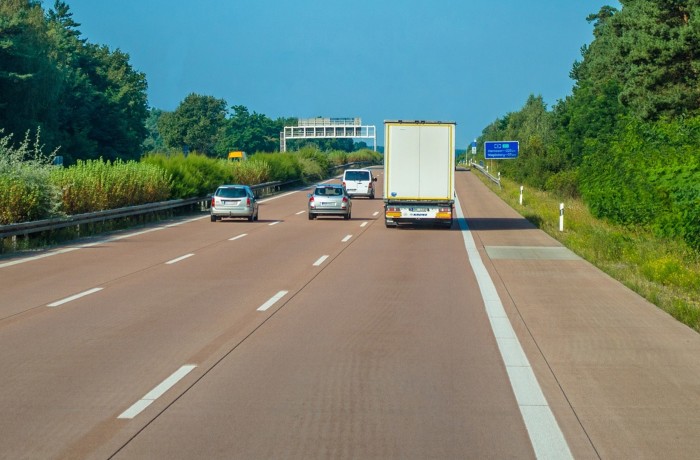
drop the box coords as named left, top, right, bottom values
left=0, top=161, right=371, bottom=245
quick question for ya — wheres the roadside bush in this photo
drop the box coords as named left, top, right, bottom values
left=142, top=152, right=230, bottom=198
left=51, top=159, right=171, bottom=214
left=579, top=116, right=700, bottom=251
left=0, top=129, right=60, bottom=224
left=348, top=148, right=382, bottom=164
left=234, top=156, right=271, bottom=185
left=544, top=169, right=579, bottom=198
left=253, top=152, right=302, bottom=182
left=297, top=145, right=330, bottom=172
left=298, top=157, right=325, bottom=183
left=327, top=150, right=347, bottom=166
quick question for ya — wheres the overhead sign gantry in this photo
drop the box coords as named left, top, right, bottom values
left=280, top=117, right=376, bottom=152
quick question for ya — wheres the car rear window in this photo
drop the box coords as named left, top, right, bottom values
left=315, top=187, right=342, bottom=196
left=344, top=171, right=370, bottom=181
left=217, top=187, right=247, bottom=198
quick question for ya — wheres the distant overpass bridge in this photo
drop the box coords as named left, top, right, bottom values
left=280, top=117, right=376, bottom=152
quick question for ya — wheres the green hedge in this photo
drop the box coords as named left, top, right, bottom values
left=579, top=116, right=700, bottom=251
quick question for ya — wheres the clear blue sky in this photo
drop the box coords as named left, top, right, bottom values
left=64, top=0, right=619, bottom=149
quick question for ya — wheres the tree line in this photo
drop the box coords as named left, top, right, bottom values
left=476, top=1, right=700, bottom=251
left=0, top=1, right=359, bottom=166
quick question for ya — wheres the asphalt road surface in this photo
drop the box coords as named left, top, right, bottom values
left=1, top=169, right=699, bottom=459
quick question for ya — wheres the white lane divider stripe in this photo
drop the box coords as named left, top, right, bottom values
left=47, top=287, right=103, bottom=307
left=360, top=222, right=368, bottom=228
left=229, top=233, right=248, bottom=241
left=341, top=235, right=352, bottom=242
left=296, top=211, right=305, bottom=215
left=313, top=255, right=329, bottom=267
left=454, top=194, right=572, bottom=459
left=165, top=253, right=194, bottom=265
left=373, top=211, right=379, bottom=216
left=257, top=290, right=288, bottom=312
left=118, top=365, right=197, bottom=419
left=269, top=221, right=281, bottom=226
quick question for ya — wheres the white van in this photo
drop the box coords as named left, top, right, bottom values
left=342, top=169, right=377, bottom=199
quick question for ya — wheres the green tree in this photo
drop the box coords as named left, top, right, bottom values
left=216, top=105, right=291, bottom=156
left=142, top=108, right=166, bottom=152
left=0, top=0, right=59, bottom=144
left=158, top=93, right=228, bottom=155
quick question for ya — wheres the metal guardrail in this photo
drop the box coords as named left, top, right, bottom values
left=0, top=161, right=371, bottom=241
left=471, top=161, right=501, bottom=188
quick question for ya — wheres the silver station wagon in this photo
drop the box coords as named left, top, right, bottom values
left=307, top=184, right=352, bottom=220
left=211, top=185, right=259, bottom=222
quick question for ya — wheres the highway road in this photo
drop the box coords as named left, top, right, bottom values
left=2, top=169, right=700, bottom=459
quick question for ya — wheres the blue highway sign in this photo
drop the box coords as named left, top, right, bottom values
left=485, top=141, right=519, bottom=159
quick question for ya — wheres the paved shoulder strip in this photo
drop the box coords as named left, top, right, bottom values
left=454, top=194, right=573, bottom=460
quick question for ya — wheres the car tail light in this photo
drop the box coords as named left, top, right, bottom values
left=342, top=181, right=347, bottom=188
left=246, top=197, right=251, bottom=206
left=309, top=196, right=315, bottom=203
left=342, top=197, right=348, bottom=203
left=211, top=197, right=216, bottom=207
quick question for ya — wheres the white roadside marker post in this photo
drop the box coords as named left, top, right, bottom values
left=520, top=185, right=524, bottom=206
left=559, top=203, right=565, bottom=232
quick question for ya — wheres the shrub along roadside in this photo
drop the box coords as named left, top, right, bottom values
left=0, top=129, right=60, bottom=224
left=51, top=159, right=172, bottom=214
left=474, top=171, right=700, bottom=332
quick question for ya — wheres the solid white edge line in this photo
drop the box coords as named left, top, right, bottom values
left=341, top=235, right=352, bottom=242
left=313, top=255, right=329, bottom=266
left=165, top=253, right=194, bottom=265
left=229, top=233, right=248, bottom=241
left=257, top=290, right=288, bottom=312
left=47, top=287, right=103, bottom=307
left=454, top=194, right=573, bottom=460
left=118, top=365, right=197, bottom=419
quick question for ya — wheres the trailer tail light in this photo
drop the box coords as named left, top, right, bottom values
left=436, top=207, right=453, bottom=219
left=386, top=206, right=402, bottom=218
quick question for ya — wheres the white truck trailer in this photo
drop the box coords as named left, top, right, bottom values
left=383, top=120, right=456, bottom=228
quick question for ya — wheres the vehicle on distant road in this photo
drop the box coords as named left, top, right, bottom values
left=308, top=184, right=352, bottom=220
left=342, top=169, right=377, bottom=199
left=211, top=185, right=259, bottom=222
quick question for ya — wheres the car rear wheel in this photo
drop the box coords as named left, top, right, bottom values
left=210, top=215, right=217, bottom=222
left=308, top=213, right=314, bottom=220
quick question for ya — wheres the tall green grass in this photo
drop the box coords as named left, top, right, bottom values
left=51, top=159, right=171, bottom=214
left=0, top=129, right=60, bottom=224
left=475, top=172, right=700, bottom=332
